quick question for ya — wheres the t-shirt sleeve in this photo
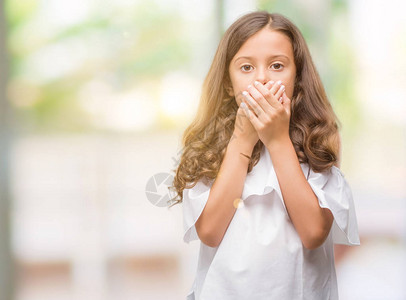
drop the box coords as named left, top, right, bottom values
left=306, top=166, right=361, bottom=246
left=182, top=177, right=213, bottom=243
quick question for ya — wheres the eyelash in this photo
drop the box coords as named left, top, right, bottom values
left=240, top=63, right=284, bottom=72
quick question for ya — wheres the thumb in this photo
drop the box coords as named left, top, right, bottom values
left=282, top=92, right=291, bottom=115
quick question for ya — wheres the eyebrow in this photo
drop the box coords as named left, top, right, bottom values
left=234, top=55, right=290, bottom=63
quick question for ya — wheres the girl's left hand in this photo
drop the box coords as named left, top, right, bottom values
left=240, top=80, right=291, bottom=147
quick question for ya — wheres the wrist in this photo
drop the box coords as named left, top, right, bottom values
left=229, top=135, right=255, bottom=156
left=266, top=135, right=293, bottom=155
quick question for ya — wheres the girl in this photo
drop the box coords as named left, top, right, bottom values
left=169, top=11, right=360, bottom=300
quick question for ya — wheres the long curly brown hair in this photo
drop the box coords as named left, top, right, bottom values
left=168, top=11, right=340, bottom=207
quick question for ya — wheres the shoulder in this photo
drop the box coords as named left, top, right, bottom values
left=300, top=163, right=346, bottom=190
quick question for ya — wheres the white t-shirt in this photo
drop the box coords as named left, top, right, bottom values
left=182, top=145, right=360, bottom=300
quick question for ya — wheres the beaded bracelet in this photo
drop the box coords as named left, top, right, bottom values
left=239, top=152, right=251, bottom=160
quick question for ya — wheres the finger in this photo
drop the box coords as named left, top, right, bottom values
left=236, top=91, right=256, bottom=116
left=240, top=97, right=257, bottom=118
left=270, top=80, right=283, bottom=95
left=281, top=92, right=292, bottom=115
left=240, top=101, right=261, bottom=129
left=274, top=83, right=286, bottom=103
left=247, top=84, right=272, bottom=121
left=240, top=101, right=250, bottom=116
left=237, top=90, right=254, bottom=112
left=242, top=98, right=258, bottom=118
left=242, top=89, right=264, bottom=119
left=264, top=80, right=275, bottom=90
left=235, top=106, right=246, bottom=130
left=251, top=81, right=279, bottom=109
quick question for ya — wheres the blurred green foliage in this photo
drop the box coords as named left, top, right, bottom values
left=5, top=0, right=190, bottom=132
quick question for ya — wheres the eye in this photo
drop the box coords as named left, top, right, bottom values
left=240, top=65, right=253, bottom=72
left=271, top=63, right=283, bottom=70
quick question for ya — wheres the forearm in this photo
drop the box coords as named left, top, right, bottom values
left=195, top=137, right=254, bottom=247
left=266, top=136, right=333, bottom=249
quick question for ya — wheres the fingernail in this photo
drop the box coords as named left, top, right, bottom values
left=279, top=97, right=283, bottom=102
left=280, top=85, right=285, bottom=91
left=254, top=81, right=260, bottom=86
left=242, top=91, right=248, bottom=96
left=269, top=80, right=275, bottom=85
left=241, top=102, right=247, bottom=108
left=247, top=84, right=252, bottom=89
left=276, top=80, right=282, bottom=85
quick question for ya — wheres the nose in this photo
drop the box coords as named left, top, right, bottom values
left=256, top=66, right=271, bottom=85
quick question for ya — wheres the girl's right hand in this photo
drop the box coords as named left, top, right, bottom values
left=232, top=81, right=275, bottom=148
left=233, top=96, right=259, bottom=149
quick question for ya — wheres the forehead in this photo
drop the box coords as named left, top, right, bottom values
left=233, top=28, right=294, bottom=60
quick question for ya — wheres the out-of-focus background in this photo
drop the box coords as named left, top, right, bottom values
left=0, top=0, right=405, bottom=299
